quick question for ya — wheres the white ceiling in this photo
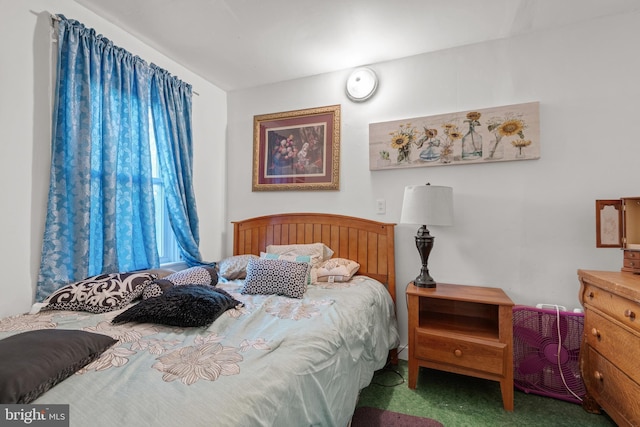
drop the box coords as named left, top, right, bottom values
left=74, top=0, right=640, bottom=91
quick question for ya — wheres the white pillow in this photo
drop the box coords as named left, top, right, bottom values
left=265, top=243, right=333, bottom=267
left=313, top=258, right=360, bottom=283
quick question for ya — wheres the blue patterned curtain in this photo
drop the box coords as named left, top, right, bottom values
left=150, top=65, right=203, bottom=266
left=36, top=16, right=159, bottom=301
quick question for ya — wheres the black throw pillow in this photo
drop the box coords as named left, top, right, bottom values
left=113, top=284, right=242, bottom=327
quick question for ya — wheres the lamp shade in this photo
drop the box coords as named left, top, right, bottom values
left=400, top=185, right=453, bottom=226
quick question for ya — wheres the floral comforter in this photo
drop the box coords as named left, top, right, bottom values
left=0, top=277, right=399, bottom=427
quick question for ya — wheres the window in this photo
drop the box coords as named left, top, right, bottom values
left=38, top=16, right=198, bottom=302
left=149, top=114, right=180, bottom=265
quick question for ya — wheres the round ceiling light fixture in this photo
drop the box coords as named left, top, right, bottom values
left=346, top=67, right=378, bottom=102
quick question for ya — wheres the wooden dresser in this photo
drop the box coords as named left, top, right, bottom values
left=578, top=270, right=640, bottom=426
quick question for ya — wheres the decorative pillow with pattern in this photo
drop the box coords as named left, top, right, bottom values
left=241, top=258, right=310, bottom=299
left=113, top=284, right=243, bottom=327
left=260, top=252, right=316, bottom=285
left=265, top=243, right=334, bottom=267
left=218, top=254, right=259, bottom=280
left=142, top=266, right=218, bottom=300
left=164, top=266, right=218, bottom=286
left=136, top=268, right=176, bottom=279
left=39, top=272, right=156, bottom=314
left=312, top=258, right=360, bottom=283
left=141, top=279, right=175, bottom=300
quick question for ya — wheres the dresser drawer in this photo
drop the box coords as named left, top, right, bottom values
left=585, top=310, right=640, bottom=384
left=582, top=283, right=639, bottom=333
left=622, top=251, right=640, bottom=273
left=624, top=250, right=640, bottom=259
left=583, top=347, right=640, bottom=426
left=414, top=329, right=506, bottom=376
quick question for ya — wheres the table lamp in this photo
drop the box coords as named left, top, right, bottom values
left=400, top=183, right=453, bottom=287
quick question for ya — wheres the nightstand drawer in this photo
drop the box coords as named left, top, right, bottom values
left=585, top=310, right=640, bottom=384
left=584, top=347, right=640, bottom=426
left=415, top=329, right=506, bottom=376
left=582, top=283, right=639, bottom=333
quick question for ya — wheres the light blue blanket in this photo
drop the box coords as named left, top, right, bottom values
left=0, top=277, right=399, bottom=427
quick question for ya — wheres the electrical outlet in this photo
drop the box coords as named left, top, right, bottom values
left=376, top=199, right=386, bottom=214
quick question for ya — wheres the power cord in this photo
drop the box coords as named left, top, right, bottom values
left=370, top=344, right=408, bottom=387
left=553, top=304, right=583, bottom=402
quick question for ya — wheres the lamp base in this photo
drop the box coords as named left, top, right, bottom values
left=413, top=275, right=436, bottom=288
left=414, top=225, right=436, bottom=288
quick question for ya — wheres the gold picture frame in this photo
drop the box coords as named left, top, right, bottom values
left=253, top=105, right=340, bottom=191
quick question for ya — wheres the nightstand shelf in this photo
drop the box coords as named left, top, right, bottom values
left=418, top=306, right=500, bottom=339
left=407, top=282, right=514, bottom=411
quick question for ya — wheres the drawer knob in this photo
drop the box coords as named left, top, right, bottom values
left=454, top=349, right=463, bottom=357
left=624, top=309, right=636, bottom=320
left=591, top=328, right=601, bottom=339
left=594, top=371, right=604, bottom=381
left=588, top=291, right=595, bottom=299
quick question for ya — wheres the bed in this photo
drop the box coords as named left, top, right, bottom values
left=0, top=213, right=399, bottom=427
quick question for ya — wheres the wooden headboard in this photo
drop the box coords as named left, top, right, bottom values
left=232, top=213, right=396, bottom=303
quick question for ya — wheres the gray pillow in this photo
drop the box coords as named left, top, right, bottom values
left=218, top=255, right=259, bottom=280
left=0, top=329, right=117, bottom=403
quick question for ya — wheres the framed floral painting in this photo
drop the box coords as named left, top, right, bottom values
left=253, top=105, right=340, bottom=191
left=369, top=101, right=539, bottom=170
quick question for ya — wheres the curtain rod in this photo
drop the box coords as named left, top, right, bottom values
left=48, top=13, right=199, bottom=96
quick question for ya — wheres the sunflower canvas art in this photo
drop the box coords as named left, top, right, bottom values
left=369, top=101, right=539, bottom=170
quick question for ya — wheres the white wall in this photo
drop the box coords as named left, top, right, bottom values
left=0, top=0, right=227, bottom=318
left=4, top=2, right=639, bottom=360
left=227, top=12, right=640, bottom=359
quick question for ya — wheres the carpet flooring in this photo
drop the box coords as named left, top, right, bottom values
left=351, top=407, right=443, bottom=427
left=356, top=360, right=616, bottom=427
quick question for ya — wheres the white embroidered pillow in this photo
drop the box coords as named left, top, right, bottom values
left=313, top=258, right=360, bottom=283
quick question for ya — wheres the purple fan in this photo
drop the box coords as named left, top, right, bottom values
left=512, top=305, right=585, bottom=404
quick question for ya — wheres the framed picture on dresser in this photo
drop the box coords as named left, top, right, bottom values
left=595, top=199, right=622, bottom=248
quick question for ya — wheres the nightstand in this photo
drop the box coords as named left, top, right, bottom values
left=406, top=282, right=514, bottom=411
